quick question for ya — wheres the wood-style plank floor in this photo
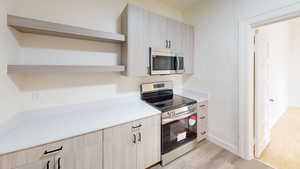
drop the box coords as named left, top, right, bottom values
left=151, top=140, right=273, bottom=169
left=258, top=107, right=300, bottom=169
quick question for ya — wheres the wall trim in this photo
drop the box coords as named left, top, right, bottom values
left=208, top=134, right=238, bottom=155
left=238, top=1, right=300, bottom=160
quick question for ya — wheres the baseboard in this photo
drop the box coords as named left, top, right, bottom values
left=207, top=134, right=238, bottom=155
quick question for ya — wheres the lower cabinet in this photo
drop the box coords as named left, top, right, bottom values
left=13, top=158, right=54, bottom=169
left=197, top=101, right=208, bottom=142
left=104, top=115, right=161, bottom=169
left=0, top=115, right=161, bottom=169
left=55, top=131, right=103, bottom=169
left=0, top=130, right=103, bottom=169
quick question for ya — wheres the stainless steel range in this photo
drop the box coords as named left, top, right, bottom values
left=141, top=81, right=199, bottom=166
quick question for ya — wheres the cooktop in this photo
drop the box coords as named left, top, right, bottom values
left=141, top=90, right=197, bottom=112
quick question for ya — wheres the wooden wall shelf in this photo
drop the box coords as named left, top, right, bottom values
left=7, top=15, right=126, bottom=43
left=7, top=65, right=125, bottom=74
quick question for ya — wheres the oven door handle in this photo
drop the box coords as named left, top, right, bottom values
left=162, top=111, right=197, bottom=125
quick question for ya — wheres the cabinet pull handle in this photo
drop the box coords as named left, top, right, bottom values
left=44, top=146, right=63, bottom=155
left=169, top=40, right=171, bottom=48
left=200, top=116, right=206, bottom=120
left=58, top=157, right=61, bottom=169
left=138, top=132, right=142, bottom=142
left=200, top=105, right=206, bottom=108
left=201, top=131, right=207, bottom=135
left=46, top=161, right=50, bottom=169
left=132, top=124, right=142, bottom=129
left=133, top=134, right=137, bottom=144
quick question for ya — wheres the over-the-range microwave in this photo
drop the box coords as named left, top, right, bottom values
left=149, top=48, right=184, bottom=75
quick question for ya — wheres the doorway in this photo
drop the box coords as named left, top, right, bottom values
left=238, top=2, right=300, bottom=162
left=253, top=18, right=300, bottom=169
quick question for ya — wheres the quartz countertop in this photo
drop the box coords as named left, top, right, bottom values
left=0, top=89, right=208, bottom=156
left=0, top=94, right=160, bottom=155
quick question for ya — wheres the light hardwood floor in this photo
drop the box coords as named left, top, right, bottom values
left=151, top=140, right=273, bottom=169
left=258, top=107, right=300, bottom=169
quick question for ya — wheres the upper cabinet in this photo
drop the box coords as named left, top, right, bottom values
left=121, top=4, right=195, bottom=76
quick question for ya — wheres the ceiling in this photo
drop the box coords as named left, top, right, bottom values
left=163, top=0, right=201, bottom=11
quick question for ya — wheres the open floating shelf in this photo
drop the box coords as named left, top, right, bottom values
left=7, top=65, right=125, bottom=74
left=7, top=15, right=126, bottom=43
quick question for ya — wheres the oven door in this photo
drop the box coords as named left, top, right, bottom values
left=150, top=49, right=177, bottom=75
left=161, top=113, right=197, bottom=155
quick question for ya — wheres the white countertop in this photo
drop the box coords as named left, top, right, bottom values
left=0, top=89, right=208, bottom=156
left=0, top=94, right=160, bottom=155
left=175, top=89, right=209, bottom=103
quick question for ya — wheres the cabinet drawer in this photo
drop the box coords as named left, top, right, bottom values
left=0, top=131, right=102, bottom=169
left=197, top=111, right=208, bottom=142
left=13, top=158, right=54, bottom=169
left=0, top=141, right=64, bottom=169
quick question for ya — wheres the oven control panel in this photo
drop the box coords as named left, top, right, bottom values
left=161, top=104, right=198, bottom=124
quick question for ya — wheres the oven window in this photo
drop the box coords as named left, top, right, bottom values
left=152, top=56, right=176, bottom=71
left=162, top=114, right=197, bottom=154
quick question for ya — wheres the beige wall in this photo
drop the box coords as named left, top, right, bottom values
left=0, top=0, right=184, bottom=124
left=0, top=0, right=23, bottom=124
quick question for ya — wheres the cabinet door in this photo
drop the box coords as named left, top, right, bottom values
left=136, top=115, right=161, bottom=169
left=55, top=131, right=102, bottom=169
left=126, top=4, right=150, bottom=76
left=197, top=104, right=208, bottom=142
left=183, top=24, right=194, bottom=74
left=103, top=122, right=137, bottom=169
left=149, top=13, right=168, bottom=49
left=167, top=19, right=182, bottom=51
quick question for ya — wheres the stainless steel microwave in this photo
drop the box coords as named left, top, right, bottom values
left=149, top=48, right=184, bottom=75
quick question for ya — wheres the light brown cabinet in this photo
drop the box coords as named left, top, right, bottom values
left=197, top=101, right=208, bottom=142
left=103, top=115, right=161, bottom=169
left=54, top=131, right=103, bottom=169
left=121, top=4, right=194, bottom=76
left=13, top=158, right=54, bottom=169
left=0, top=131, right=103, bottom=169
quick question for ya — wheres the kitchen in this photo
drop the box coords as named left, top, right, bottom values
left=0, top=0, right=279, bottom=169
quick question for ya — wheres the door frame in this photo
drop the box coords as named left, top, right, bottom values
left=238, top=2, right=300, bottom=160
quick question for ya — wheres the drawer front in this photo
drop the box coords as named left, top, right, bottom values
left=0, top=142, right=64, bottom=169
left=197, top=102, right=208, bottom=142
left=14, top=158, right=54, bottom=169
left=198, top=101, right=208, bottom=116
left=0, top=131, right=102, bottom=169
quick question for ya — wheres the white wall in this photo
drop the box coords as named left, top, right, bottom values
left=0, top=0, right=185, bottom=124
left=182, top=0, right=300, bottom=154
left=258, top=21, right=290, bottom=128
left=183, top=0, right=239, bottom=152
left=288, top=18, right=300, bottom=107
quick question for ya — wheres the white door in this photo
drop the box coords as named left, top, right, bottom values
left=254, top=30, right=271, bottom=158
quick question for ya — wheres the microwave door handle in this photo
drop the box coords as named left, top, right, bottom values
left=176, top=57, right=179, bottom=72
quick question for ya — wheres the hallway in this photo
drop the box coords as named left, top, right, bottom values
left=258, top=107, right=300, bottom=169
